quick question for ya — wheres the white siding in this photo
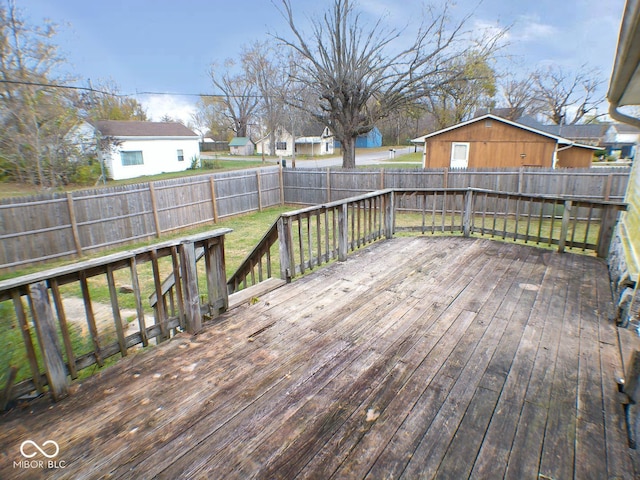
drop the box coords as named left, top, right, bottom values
left=105, top=138, right=199, bottom=180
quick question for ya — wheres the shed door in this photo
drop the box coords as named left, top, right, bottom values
left=450, top=142, right=469, bottom=169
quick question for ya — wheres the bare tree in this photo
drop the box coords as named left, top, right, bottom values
left=208, top=60, right=260, bottom=138
left=498, top=73, right=541, bottom=120
left=241, top=40, right=290, bottom=155
left=273, top=0, right=505, bottom=167
left=533, top=65, right=605, bottom=125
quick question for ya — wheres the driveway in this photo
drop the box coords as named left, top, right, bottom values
left=202, top=146, right=422, bottom=168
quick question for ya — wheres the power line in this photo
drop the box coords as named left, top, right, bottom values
left=0, top=79, right=233, bottom=98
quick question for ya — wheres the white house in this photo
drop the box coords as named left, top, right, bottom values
left=603, top=123, right=640, bottom=160
left=86, top=120, right=200, bottom=180
left=256, top=123, right=335, bottom=157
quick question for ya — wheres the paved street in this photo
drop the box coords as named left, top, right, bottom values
left=202, top=146, right=422, bottom=168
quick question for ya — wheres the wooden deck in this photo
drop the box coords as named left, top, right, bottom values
left=1, top=236, right=638, bottom=479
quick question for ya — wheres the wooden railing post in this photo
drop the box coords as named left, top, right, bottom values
left=179, top=240, right=202, bottom=334
left=277, top=217, right=293, bottom=282
left=29, top=281, right=69, bottom=401
left=384, top=191, right=394, bottom=239
left=338, top=203, right=349, bottom=261
left=463, top=189, right=474, bottom=237
left=204, top=237, right=228, bottom=316
left=597, top=204, right=621, bottom=258
left=558, top=200, right=573, bottom=253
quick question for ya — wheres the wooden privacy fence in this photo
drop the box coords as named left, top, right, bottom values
left=227, top=188, right=627, bottom=293
left=0, top=167, right=282, bottom=272
left=0, top=166, right=628, bottom=273
left=283, top=167, right=630, bottom=205
left=0, top=229, right=230, bottom=406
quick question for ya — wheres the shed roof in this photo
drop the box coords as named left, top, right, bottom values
left=229, top=137, right=253, bottom=147
left=411, top=114, right=599, bottom=149
left=92, top=120, right=198, bottom=138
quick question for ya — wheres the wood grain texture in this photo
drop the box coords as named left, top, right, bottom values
left=0, top=236, right=636, bottom=479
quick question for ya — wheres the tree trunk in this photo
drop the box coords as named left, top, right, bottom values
left=342, top=136, right=356, bottom=169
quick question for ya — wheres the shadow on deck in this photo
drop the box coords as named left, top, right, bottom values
left=1, top=236, right=638, bottom=479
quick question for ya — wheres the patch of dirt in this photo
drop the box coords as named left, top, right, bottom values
left=60, top=297, right=147, bottom=336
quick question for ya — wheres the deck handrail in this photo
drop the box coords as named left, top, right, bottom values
left=226, top=188, right=627, bottom=294
left=0, top=228, right=231, bottom=406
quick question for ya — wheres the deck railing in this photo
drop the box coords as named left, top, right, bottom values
left=227, top=188, right=626, bottom=293
left=227, top=190, right=393, bottom=291
left=0, top=190, right=626, bottom=406
left=0, top=229, right=230, bottom=406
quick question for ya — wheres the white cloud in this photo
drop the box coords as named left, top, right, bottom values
left=512, top=15, right=558, bottom=42
left=138, top=94, right=197, bottom=124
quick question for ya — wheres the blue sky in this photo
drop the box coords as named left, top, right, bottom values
left=18, top=0, right=626, bottom=122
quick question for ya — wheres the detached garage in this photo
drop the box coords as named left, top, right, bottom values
left=412, top=114, right=597, bottom=169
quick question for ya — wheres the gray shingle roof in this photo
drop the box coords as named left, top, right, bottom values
left=92, top=120, right=198, bottom=137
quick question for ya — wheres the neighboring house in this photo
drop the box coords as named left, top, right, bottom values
left=295, top=122, right=335, bottom=156
left=602, top=123, right=640, bottom=159
left=412, top=114, right=598, bottom=169
left=334, top=127, right=383, bottom=149
left=86, top=120, right=199, bottom=180
left=229, top=137, right=255, bottom=156
left=355, top=127, right=383, bottom=148
left=256, top=123, right=335, bottom=157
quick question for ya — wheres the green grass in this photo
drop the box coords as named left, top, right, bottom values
left=0, top=205, right=293, bottom=390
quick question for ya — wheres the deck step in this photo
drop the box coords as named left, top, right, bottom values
left=228, top=278, right=287, bottom=310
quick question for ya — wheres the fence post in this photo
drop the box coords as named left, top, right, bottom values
left=279, top=161, right=285, bottom=206
left=256, top=170, right=263, bottom=212
left=384, top=191, right=394, bottom=239
left=148, top=182, right=162, bottom=238
left=29, top=281, right=69, bottom=401
left=66, top=192, right=83, bottom=257
left=558, top=200, right=573, bottom=253
left=338, top=203, right=349, bottom=261
left=518, top=167, right=525, bottom=194
left=326, top=168, right=331, bottom=203
left=179, top=240, right=202, bottom=334
left=277, top=216, right=293, bottom=282
left=597, top=205, right=621, bottom=258
left=209, top=177, right=219, bottom=223
left=463, top=189, right=474, bottom=237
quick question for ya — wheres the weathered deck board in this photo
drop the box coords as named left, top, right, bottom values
left=0, top=236, right=637, bottom=479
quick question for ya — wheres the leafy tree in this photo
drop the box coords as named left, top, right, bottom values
left=80, top=79, right=147, bottom=121
left=424, top=51, right=497, bottom=129
left=193, top=96, right=234, bottom=141
left=0, top=0, right=83, bottom=187
left=274, top=0, right=505, bottom=168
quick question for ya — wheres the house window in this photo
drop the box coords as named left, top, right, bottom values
left=121, top=151, right=143, bottom=166
left=276, top=141, right=287, bottom=150
left=177, top=149, right=184, bottom=162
